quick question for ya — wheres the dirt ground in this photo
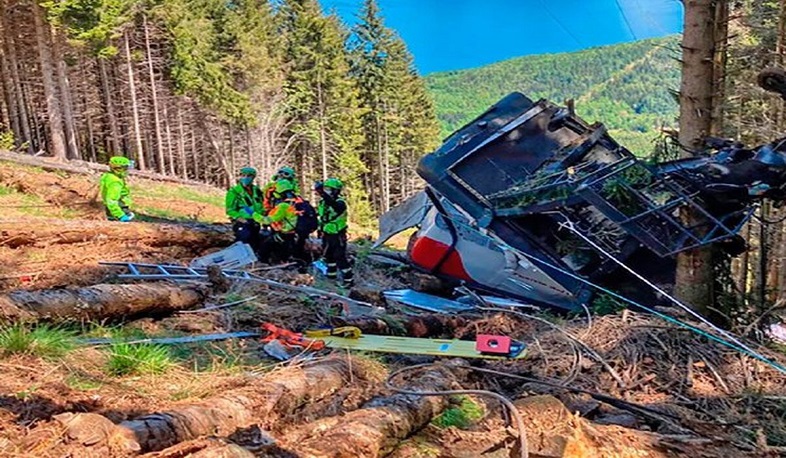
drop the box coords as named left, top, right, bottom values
left=1, top=158, right=786, bottom=458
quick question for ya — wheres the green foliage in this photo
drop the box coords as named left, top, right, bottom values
left=590, top=293, right=626, bottom=315
left=104, top=343, right=174, bottom=376
left=426, top=36, right=681, bottom=156
left=43, top=0, right=135, bottom=55
left=0, top=131, right=15, bottom=150
left=432, top=395, right=484, bottom=429
left=349, top=0, right=440, bottom=213
left=0, top=324, right=75, bottom=358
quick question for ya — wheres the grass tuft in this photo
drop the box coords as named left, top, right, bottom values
left=104, top=343, right=174, bottom=376
left=432, top=395, right=485, bottom=429
left=0, top=324, right=75, bottom=358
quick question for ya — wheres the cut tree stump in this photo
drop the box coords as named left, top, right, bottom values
left=0, top=283, right=205, bottom=321
left=281, top=363, right=462, bottom=458
left=54, top=357, right=381, bottom=454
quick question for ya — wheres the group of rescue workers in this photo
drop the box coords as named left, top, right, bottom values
left=99, top=156, right=353, bottom=285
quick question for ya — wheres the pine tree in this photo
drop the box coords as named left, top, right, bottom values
left=279, top=0, right=370, bottom=223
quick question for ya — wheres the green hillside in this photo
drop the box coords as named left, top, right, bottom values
left=425, top=36, right=681, bottom=155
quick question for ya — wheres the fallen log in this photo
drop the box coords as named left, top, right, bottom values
left=55, top=357, right=381, bottom=453
left=0, top=220, right=232, bottom=249
left=281, top=363, right=462, bottom=458
left=0, top=283, right=205, bottom=321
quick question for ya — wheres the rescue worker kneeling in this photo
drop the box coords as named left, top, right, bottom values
left=254, top=180, right=303, bottom=267
left=315, top=178, right=353, bottom=285
left=100, top=156, right=135, bottom=222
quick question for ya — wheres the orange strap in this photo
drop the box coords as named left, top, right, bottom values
left=260, top=322, right=325, bottom=350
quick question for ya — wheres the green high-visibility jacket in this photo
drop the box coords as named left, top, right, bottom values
left=317, top=197, right=348, bottom=234
left=100, top=172, right=132, bottom=219
left=254, top=200, right=298, bottom=233
left=225, top=183, right=265, bottom=221
left=263, top=177, right=301, bottom=212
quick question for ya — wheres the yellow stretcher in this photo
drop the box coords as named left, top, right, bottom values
left=317, top=334, right=527, bottom=360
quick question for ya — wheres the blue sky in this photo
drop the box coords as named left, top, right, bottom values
left=318, top=0, right=684, bottom=75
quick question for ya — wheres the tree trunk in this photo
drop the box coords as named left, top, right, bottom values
left=52, top=30, right=79, bottom=159
left=32, top=3, right=67, bottom=159
left=177, top=102, right=188, bottom=179
left=0, top=283, right=204, bottom=321
left=284, top=364, right=460, bottom=457
left=53, top=358, right=379, bottom=453
left=162, top=96, right=176, bottom=175
left=0, top=49, right=20, bottom=144
left=80, top=63, right=97, bottom=161
left=674, top=0, right=723, bottom=314
left=1, top=1, right=32, bottom=152
left=143, top=15, right=164, bottom=173
left=124, top=32, right=146, bottom=170
left=196, top=112, right=232, bottom=183
left=318, top=81, right=328, bottom=180
left=98, top=57, right=120, bottom=154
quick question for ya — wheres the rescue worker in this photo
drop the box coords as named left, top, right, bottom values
left=254, top=179, right=301, bottom=265
left=315, top=177, right=352, bottom=285
left=263, top=166, right=300, bottom=212
left=225, top=167, right=266, bottom=258
left=100, top=156, right=135, bottom=222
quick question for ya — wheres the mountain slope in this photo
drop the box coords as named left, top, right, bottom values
left=425, top=36, right=681, bottom=155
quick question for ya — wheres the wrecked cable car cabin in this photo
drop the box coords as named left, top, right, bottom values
left=389, top=92, right=786, bottom=311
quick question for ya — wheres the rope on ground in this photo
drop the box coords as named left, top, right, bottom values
left=473, top=306, right=613, bottom=387
left=558, top=217, right=786, bottom=375
left=386, top=363, right=528, bottom=458
left=466, top=366, right=693, bottom=435
left=456, top=212, right=786, bottom=376
left=178, top=295, right=260, bottom=313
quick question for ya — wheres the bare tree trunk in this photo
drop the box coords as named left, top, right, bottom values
left=143, top=15, right=164, bottom=173
left=710, top=0, right=728, bottom=136
left=191, top=119, right=199, bottom=181
left=177, top=101, right=187, bottom=179
left=52, top=31, right=80, bottom=159
left=196, top=112, right=231, bottom=183
left=1, top=1, right=32, bottom=152
left=375, top=113, right=383, bottom=212
left=33, top=3, right=67, bottom=159
left=383, top=115, right=391, bottom=212
left=318, top=81, right=327, bottom=180
left=98, top=57, right=120, bottom=154
left=79, top=62, right=97, bottom=161
left=0, top=50, right=20, bottom=144
left=674, top=0, right=724, bottom=314
left=124, top=32, right=145, bottom=170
